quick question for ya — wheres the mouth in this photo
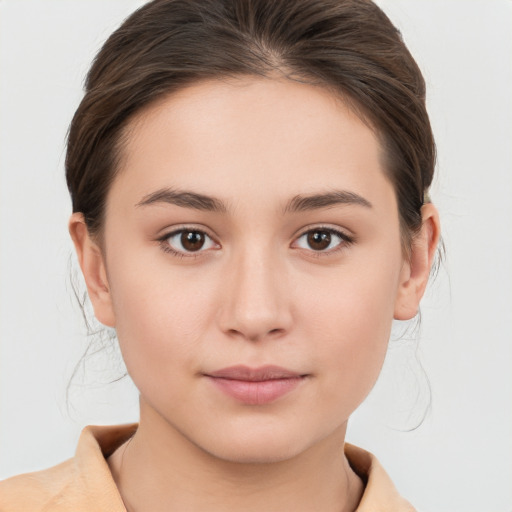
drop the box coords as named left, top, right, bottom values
left=204, top=365, right=308, bottom=405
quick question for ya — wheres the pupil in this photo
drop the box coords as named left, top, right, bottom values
left=181, top=231, right=205, bottom=251
left=307, top=230, right=331, bottom=250
left=308, top=231, right=331, bottom=251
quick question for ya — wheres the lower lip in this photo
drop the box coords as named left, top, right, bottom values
left=207, top=376, right=304, bottom=405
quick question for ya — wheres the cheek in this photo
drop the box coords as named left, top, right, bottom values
left=106, top=251, right=217, bottom=387
left=300, top=254, right=402, bottom=408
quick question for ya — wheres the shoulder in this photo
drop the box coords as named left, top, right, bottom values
left=0, top=424, right=136, bottom=512
left=0, top=459, right=77, bottom=512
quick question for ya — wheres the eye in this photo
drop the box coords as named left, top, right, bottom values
left=161, top=229, right=217, bottom=255
left=293, top=228, right=352, bottom=253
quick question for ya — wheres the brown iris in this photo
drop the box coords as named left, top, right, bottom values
left=181, top=231, right=205, bottom=251
left=307, top=230, right=332, bottom=250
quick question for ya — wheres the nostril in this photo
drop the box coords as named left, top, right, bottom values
left=225, top=327, right=286, bottom=342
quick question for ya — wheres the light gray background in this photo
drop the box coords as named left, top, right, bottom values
left=1, top=1, right=511, bottom=511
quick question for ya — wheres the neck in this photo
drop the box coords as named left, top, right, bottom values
left=108, top=401, right=364, bottom=512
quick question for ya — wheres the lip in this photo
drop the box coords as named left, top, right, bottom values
left=205, top=365, right=307, bottom=405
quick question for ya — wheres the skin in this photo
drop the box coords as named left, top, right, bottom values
left=70, top=77, right=439, bottom=512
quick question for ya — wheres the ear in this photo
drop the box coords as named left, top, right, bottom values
left=394, top=203, right=441, bottom=320
left=68, top=212, right=116, bottom=327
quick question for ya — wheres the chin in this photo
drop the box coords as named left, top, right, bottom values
left=191, top=421, right=328, bottom=465
left=205, top=439, right=307, bottom=465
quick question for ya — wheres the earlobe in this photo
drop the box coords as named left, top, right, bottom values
left=68, top=212, right=116, bottom=327
left=394, top=203, right=440, bottom=320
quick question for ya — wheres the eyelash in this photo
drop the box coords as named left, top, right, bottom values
left=292, top=226, right=354, bottom=257
left=157, top=226, right=354, bottom=258
left=157, top=227, right=218, bottom=259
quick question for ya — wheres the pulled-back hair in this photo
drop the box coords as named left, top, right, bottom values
left=66, top=0, right=435, bottom=248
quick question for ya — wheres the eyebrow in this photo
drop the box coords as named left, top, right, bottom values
left=135, top=187, right=372, bottom=214
left=284, top=190, right=372, bottom=213
left=135, top=188, right=228, bottom=212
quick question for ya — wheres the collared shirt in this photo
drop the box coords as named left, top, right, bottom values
left=0, top=424, right=415, bottom=511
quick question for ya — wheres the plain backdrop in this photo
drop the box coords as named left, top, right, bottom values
left=1, top=1, right=511, bottom=511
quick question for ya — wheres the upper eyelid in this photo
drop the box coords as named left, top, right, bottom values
left=155, top=224, right=354, bottom=245
left=291, top=226, right=355, bottom=254
left=157, top=224, right=218, bottom=240
left=290, top=228, right=354, bottom=261
left=158, top=228, right=219, bottom=257
left=293, top=224, right=354, bottom=240
left=157, top=226, right=220, bottom=253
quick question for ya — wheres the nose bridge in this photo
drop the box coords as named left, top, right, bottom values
left=218, top=241, right=291, bottom=341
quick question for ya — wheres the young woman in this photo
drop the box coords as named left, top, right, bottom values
left=0, top=0, right=440, bottom=510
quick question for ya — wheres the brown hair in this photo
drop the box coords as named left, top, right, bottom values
left=66, top=0, right=435, bottom=247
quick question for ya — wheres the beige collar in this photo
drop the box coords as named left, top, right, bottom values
left=0, top=424, right=416, bottom=511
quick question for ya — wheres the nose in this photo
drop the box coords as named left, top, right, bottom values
left=217, top=247, right=293, bottom=342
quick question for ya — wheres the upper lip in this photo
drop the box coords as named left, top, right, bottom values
left=206, top=365, right=305, bottom=381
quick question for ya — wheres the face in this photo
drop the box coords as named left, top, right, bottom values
left=78, top=77, right=425, bottom=463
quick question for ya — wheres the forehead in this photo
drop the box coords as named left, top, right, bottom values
left=110, top=77, right=393, bottom=212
